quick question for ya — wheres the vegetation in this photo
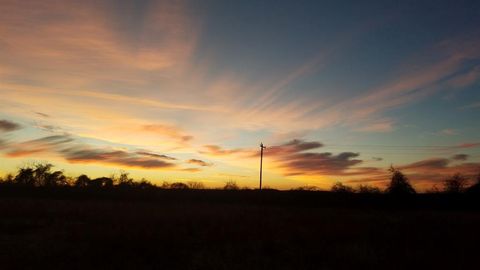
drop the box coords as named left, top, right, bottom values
left=386, top=166, right=416, bottom=195
left=443, top=173, right=469, bottom=193
left=1, top=162, right=480, bottom=269
left=2, top=163, right=480, bottom=195
left=223, top=180, right=239, bottom=190
left=330, top=182, right=355, bottom=193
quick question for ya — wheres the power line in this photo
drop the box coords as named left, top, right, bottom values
left=324, top=143, right=479, bottom=148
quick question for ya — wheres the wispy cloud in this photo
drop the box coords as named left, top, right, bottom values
left=1, top=133, right=177, bottom=170
left=455, top=142, right=480, bottom=149
left=0, top=119, right=21, bottom=132
left=136, top=151, right=177, bottom=161
left=397, top=157, right=480, bottom=188
left=6, top=135, right=74, bottom=157
left=200, top=145, right=250, bottom=156
left=451, top=154, right=469, bottom=161
left=34, top=112, right=50, bottom=118
left=142, top=124, right=193, bottom=143
left=447, top=65, right=480, bottom=88
left=463, top=102, right=480, bottom=109
left=62, top=147, right=175, bottom=169
left=187, top=159, right=213, bottom=167
left=353, top=118, right=395, bottom=133
left=265, top=140, right=363, bottom=176
left=437, top=129, right=459, bottom=136
left=201, top=139, right=375, bottom=177
left=180, top=168, right=202, bottom=173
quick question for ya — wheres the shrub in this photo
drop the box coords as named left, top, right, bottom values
left=331, top=182, right=355, bottom=193
left=187, top=181, right=205, bottom=189
left=293, top=186, right=319, bottom=191
left=357, top=184, right=381, bottom=194
left=224, top=180, right=239, bottom=190
left=170, top=182, right=189, bottom=189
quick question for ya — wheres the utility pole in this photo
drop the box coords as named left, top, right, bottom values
left=259, top=142, right=266, bottom=190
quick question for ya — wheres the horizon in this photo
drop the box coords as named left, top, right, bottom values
left=1, top=0, right=480, bottom=191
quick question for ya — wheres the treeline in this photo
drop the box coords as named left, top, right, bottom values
left=0, top=163, right=156, bottom=190
left=0, top=163, right=241, bottom=190
left=1, top=163, right=480, bottom=194
left=328, top=167, right=480, bottom=195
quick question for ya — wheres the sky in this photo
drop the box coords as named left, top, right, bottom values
left=1, top=0, right=480, bottom=190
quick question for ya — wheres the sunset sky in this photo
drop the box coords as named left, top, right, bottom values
left=1, top=0, right=479, bottom=190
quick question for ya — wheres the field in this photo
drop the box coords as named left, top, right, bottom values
left=1, top=188, right=479, bottom=269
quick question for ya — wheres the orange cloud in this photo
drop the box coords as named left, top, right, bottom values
left=62, top=148, right=175, bottom=169
left=1, top=134, right=177, bottom=170
left=200, top=145, right=251, bottom=156
left=187, top=159, right=213, bottom=167
left=142, top=124, right=193, bottom=143
left=180, top=168, right=202, bottom=173
left=6, top=135, right=74, bottom=158
left=395, top=157, right=480, bottom=190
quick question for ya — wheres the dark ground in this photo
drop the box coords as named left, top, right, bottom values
left=0, top=188, right=479, bottom=269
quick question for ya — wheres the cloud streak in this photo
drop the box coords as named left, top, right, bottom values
left=1, top=134, right=177, bottom=170
left=62, top=147, right=175, bottom=169
left=142, top=124, right=193, bottom=143
left=0, top=119, right=21, bottom=132
left=187, top=159, right=213, bottom=167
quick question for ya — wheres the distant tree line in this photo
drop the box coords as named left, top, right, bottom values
left=329, top=166, right=480, bottom=195
left=0, top=163, right=156, bottom=190
left=1, top=163, right=479, bottom=194
left=0, top=163, right=242, bottom=190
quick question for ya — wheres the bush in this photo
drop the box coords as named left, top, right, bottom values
left=357, top=184, right=381, bottom=194
left=187, top=181, right=205, bottom=189
left=224, top=180, right=239, bottom=190
left=170, top=182, right=189, bottom=189
left=331, top=182, right=355, bottom=193
left=293, top=186, right=319, bottom=191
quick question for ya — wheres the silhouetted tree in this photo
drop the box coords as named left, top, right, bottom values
left=90, top=177, right=114, bottom=188
left=443, top=173, right=468, bottom=193
left=331, top=182, right=355, bottom=193
left=14, top=167, right=35, bottom=186
left=117, top=172, right=134, bottom=187
left=33, top=163, right=53, bottom=186
left=75, top=174, right=91, bottom=188
left=357, top=184, right=381, bottom=194
left=170, top=182, right=189, bottom=189
left=137, top=179, right=155, bottom=189
left=5, top=174, right=14, bottom=184
left=386, top=167, right=416, bottom=195
left=44, top=170, right=67, bottom=187
left=187, top=181, right=205, bottom=189
left=161, top=181, right=171, bottom=189
left=0, top=174, right=14, bottom=185
left=224, top=180, right=239, bottom=190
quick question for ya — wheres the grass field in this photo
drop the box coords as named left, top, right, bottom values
left=1, top=188, right=479, bottom=269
